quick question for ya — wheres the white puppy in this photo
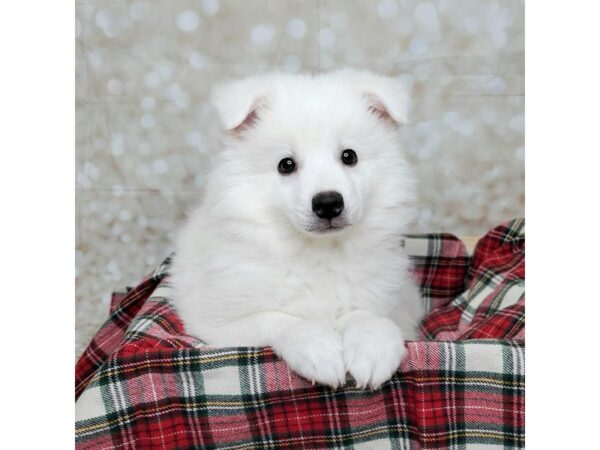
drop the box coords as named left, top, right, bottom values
left=171, top=69, right=423, bottom=389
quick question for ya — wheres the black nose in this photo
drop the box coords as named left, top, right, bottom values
left=312, top=191, right=344, bottom=220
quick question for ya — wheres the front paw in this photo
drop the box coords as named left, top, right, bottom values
left=272, top=322, right=346, bottom=388
left=342, top=318, right=406, bottom=389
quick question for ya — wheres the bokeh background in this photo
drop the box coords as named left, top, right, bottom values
left=76, top=0, right=524, bottom=357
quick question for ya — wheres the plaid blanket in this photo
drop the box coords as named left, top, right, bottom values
left=76, top=218, right=524, bottom=449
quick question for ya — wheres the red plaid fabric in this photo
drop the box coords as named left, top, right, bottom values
left=76, top=219, right=524, bottom=449
left=420, top=218, right=525, bottom=340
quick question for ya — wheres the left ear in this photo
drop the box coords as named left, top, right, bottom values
left=209, top=76, right=271, bottom=133
left=342, top=70, right=410, bottom=126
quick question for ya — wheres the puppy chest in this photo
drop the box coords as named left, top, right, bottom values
left=280, top=264, right=380, bottom=319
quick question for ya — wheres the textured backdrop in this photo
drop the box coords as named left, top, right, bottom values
left=76, top=0, right=524, bottom=357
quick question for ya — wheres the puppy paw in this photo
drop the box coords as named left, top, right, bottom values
left=342, top=318, right=406, bottom=390
left=272, top=322, right=346, bottom=388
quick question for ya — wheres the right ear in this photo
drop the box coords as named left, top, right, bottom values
left=210, top=77, right=269, bottom=134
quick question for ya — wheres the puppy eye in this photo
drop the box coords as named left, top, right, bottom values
left=277, top=157, right=296, bottom=175
left=341, top=149, right=358, bottom=166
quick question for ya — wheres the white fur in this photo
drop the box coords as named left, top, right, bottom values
left=171, top=69, right=424, bottom=389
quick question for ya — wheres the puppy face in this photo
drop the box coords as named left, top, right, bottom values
left=208, top=70, right=415, bottom=239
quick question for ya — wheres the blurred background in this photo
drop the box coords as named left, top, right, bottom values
left=76, top=0, right=524, bottom=357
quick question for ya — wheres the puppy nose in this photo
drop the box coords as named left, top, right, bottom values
left=312, top=191, right=344, bottom=220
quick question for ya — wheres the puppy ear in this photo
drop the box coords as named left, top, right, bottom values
left=346, top=71, right=410, bottom=126
left=210, top=77, right=269, bottom=133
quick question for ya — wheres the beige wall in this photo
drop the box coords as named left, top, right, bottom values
left=76, top=0, right=524, bottom=356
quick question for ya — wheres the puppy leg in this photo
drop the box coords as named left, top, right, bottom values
left=271, top=320, right=346, bottom=388
left=339, top=310, right=406, bottom=389
left=228, top=312, right=346, bottom=388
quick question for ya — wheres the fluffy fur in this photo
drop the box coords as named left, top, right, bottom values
left=171, top=69, right=424, bottom=389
